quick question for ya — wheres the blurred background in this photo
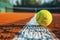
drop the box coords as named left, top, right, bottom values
left=0, top=0, right=60, bottom=12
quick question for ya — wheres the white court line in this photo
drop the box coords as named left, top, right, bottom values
left=13, top=14, right=37, bottom=40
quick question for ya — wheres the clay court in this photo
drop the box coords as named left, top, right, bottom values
left=0, top=12, right=60, bottom=40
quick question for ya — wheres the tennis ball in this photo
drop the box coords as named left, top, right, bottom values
left=36, top=10, right=52, bottom=27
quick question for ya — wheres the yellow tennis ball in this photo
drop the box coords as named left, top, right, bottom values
left=36, top=10, right=52, bottom=27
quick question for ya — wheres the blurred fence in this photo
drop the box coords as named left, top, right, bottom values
left=0, top=7, right=60, bottom=13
